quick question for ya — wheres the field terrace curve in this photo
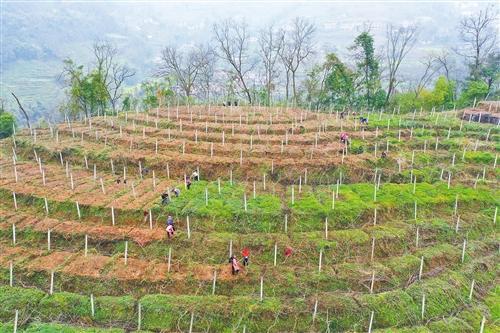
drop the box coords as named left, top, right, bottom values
left=0, top=104, right=498, bottom=333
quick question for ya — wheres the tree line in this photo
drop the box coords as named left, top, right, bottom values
left=16, top=5, right=498, bottom=125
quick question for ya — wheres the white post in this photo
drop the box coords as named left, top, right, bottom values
left=167, top=247, right=172, bottom=273
left=111, top=207, right=115, bottom=226
left=90, top=294, right=95, bottom=317
left=124, top=241, right=128, bottom=265
left=205, top=187, right=208, bottom=206
left=9, top=261, right=13, bottom=287
left=325, top=218, right=328, bottom=239
left=419, top=256, right=424, bottom=280
left=186, top=216, right=191, bottom=239
left=421, top=294, right=426, bottom=320
left=469, top=279, right=475, bottom=300
left=370, top=271, right=375, bottom=293
left=137, top=303, right=142, bottom=331
left=44, top=197, right=49, bottom=215
left=260, top=276, right=264, bottom=301
left=50, top=271, right=54, bottom=295
left=244, top=193, right=247, bottom=212
left=14, top=310, right=18, bottom=333
left=479, top=316, right=486, bottom=333
left=12, top=224, right=16, bottom=245
left=415, top=227, right=420, bottom=248
left=284, top=214, right=288, bottom=233
left=368, top=311, right=374, bottom=333
left=273, top=243, right=277, bottom=266
left=84, top=235, right=88, bottom=257
left=229, top=239, right=233, bottom=258
left=47, top=229, right=51, bottom=251
left=461, top=238, right=467, bottom=263
left=212, top=270, right=217, bottom=295
left=13, top=192, right=17, bottom=211
left=76, top=201, right=81, bottom=219
left=149, top=210, right=153, bottom=229
left=318, top=249, right=323, bottom=273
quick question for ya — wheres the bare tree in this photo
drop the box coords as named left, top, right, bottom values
left=279, top=17, right=316, bottom=105
left=433, top=49, right=455, bottom=81
left=258, top=25, right=284, bottom=106
left=93, top=41, right=135, bottom=112
left=213, top=19, right=255, bottom=104
left=385, top=24, right=418, bottom=105
left=412, top=55, right=440, bottom=98
left=11, top=92, right=30, bottom=129
left=456, top=5, right=498, bottom=81
left=197, top=46, right=216, bottom=102
left=157, top=45, right=211, bottom=100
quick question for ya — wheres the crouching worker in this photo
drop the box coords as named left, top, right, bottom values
left=340, top=132, right=349, bottom=144
left=166, top=216, right=175, bottom=239
left=161, top=191, right=170, bottom=205
left=229, top=255, right=241, bottom=275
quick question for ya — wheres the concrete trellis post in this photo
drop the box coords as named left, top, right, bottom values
left=137, top=303, right=142, bottom=331
left=47, top=229, right=51, bottom=251
left=325, top=218, right=328, bottom=239
left=111, top=207, right=115, bottom=226
left=12, top=224, right=16, bottom=245
left=49, top=271, right=54, bottom=295
left=318, top=249, right=323, bottom=272
left=14, top=310, right=18, bottom=333
left=149, top=210, right=153, bottom=230
left=421, top=294, right=426, bottom=320
left=479, top=316, right=486, bottom=333
left=370, top=271, right=375, bottom=293
left=284, top=214, right=288, bottom=233
left=419, top=256, right=424, bottom=280
left=368, top=311, right=374, bottom=333
left=44, top=198, right=49, bottom=215
left=124, top=241, right=128, bottom=265
left=90, top=294, right=95, bottom=317
left=212, top=270, right=217, bottom=295
left=76, top=201, right=81, bottom=219
left=186, top=216, right=191, bottom=239
left=461, top=238, right=467, bottom=263
left=100, top=178, right=106, bottom=194
left=373, top=208, right=377, bottom=225
left=273, top=243, right=278, bottom=266
left=167, top=247, right=172, bottom=273
left=13, top=192, right=17, bottom=211
left=469, top=279, right=475, bottom=300
left=244, top=193, right=247, bottom=212
left=260, top=276, right=264, bottom=301
left=229, top=239, right=233, bottom=258
left=9, top=261, right=13, bottom=287
left=205, top=187, right=209, bottom=206
left=84, top=235, right=88, bottom=257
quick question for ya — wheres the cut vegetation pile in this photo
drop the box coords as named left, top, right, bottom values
left=0, top=105, right=498, bottom=332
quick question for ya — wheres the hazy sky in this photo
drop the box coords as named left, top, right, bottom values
left=0, top=0, right=497, bottom=120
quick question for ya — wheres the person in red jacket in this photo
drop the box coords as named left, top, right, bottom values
left=284, top=246, right=293, bottom=258
left=241, top=248, right=250, bottom=266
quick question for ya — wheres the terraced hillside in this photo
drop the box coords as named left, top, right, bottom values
left=0, top=105, right=498, bottom=332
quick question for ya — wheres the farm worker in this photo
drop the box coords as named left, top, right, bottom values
left=229, top=256, right=241, bottom=275
left=381, top=151, right=387, bottom=159
left=166, top=224, right=175, bottom=239
left=143, top=210, right=149, bottom=223
left=161, top=191, right=170, bottom=205
left=241, top=248, right=250, bottom=266
left=172, top=188, right=181, bottom=197
left=186, top=177, right=192, bottom=190
left=284, top=246, right=293, bottom=258
left=166, top=215, right=174, bottom=227
left=191, top=170, right=199, bottom=181
left=340, top=132, right=349, bottom=144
